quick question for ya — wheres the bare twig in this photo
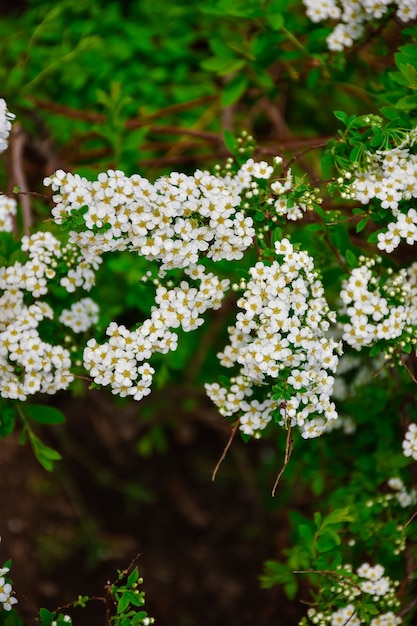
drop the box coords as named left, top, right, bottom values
left=398, top=352, right=417, bottom=384
left=212, top=420, right=240, bottom=482
left=11, top=123, right=32, bottom=235
left=272, top=422, right=294, bottom=497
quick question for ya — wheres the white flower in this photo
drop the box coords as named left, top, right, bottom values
left=402, top=423, right=417, bottom=460
left=0, top=99, right=15, bottom=153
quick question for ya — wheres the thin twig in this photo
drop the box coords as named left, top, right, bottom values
left=404, top=509, right=417, bottom=531
left=398, top=352, right=417, bottom=384
left=272, top=423, right=294, bottom=497
left=11, top=123, right=32, bottom=235
left=283, top=141, right=329, bottom=174
left=399, top=596, right=417, bottom=618
left=212, top=421, right=240, bottom=482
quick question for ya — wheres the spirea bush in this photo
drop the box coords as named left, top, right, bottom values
left=1, top=0, right=417, bottom=624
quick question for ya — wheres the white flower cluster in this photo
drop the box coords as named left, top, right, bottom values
left=343, top=137, right=417, bottom=253
left=59, top=297, right=99, bottom=333
left=388, top=476, right=417, bottom=508
left=303, top=0, right=417, bottom=50
left=303, top=563, right=401, bottom=626
left=376, top=208, right=417, bottom=254
left=44, top=166, right=256, bottom=273
left=0, top=565, right=17, bottom=612
left=206, top=238, right=341, bottom=439
left=402, top=422, right=417, bottom=460
left=270, top=170, right=310, bottom=221
left=84, top=265, right=229, bottom=399
left=340, top=257, right=417, bottom=351
left=0, top=99, right=15, bottom=154
left=0, top=230, right=101, bottom=400
left=0, top=195, right=16, bottom=233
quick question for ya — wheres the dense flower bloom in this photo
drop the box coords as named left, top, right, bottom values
left=206, top=238, right=341, bottom=438
left=340, top=257, right=417, bottom=353
left=402, top=423, right=417, bottom=460
left=0, top=99, right=15, bottom=153
left=303, top=0, right=417, bottom=49
left=0, top=196, right=16, bottom=232
left=0, top=557, right=17, bottom=612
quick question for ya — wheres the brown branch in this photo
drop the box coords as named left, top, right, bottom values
left=272, top=422, right=294, bottom=497
left=398, top=596, right=417, bottom=619
left=323, top=230, right=349, bottom=273
left=283, top=140, right=330, bottom=174
left=32, top=94, right=216, bottom=125
left=10, top=123, right=32, bottom=235
left=398, top=352, right=417, bottom=384
left=212, top=420, right=240, bottom=482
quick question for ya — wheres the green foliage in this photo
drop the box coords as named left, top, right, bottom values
left=1, top=1, right=417, bottom=625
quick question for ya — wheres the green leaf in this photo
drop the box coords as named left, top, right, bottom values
left=223, top=129, right=239, bottom=155
left=24, top=404, right=66, bottom=425
left=200, top=56, right=246, bottom=76
left=356, top=217, right=369, bottom=233
left=395, top=94, right=417, bottom=110
left=266, top=13, right=284, bottom=30
left=117, top=592, right=131, bottom=614
left=345, top=249, right=357, bottom=269
left=333, top=110, right=348, bottom=125
left=299, top=524, right=314, bottom=544
left=369, top=343, right=383, bottom=357
left=221, top=73, right=248, bottom=107
left=39, top=608, right=56, bottom=626
left=321, top=507, right=354, bottom=527
left=0, top=405, right=16, bottom=438
left=316, top=532, right=339, bottom=553
left=259, top=561, right=298, bottom=599
left=127, top=568, right=139, bottom=588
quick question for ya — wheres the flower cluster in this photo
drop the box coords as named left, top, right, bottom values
left=0, top=230, right=101, bottom=400
left=0, top=195, right=17, bottom=232
left=44, top=166, right=256, bottom=273
left=340, top=257, right=417, bottom=353
left=0, top=564, right=17, bottom=612
left=301, top=563, right=401, bottom=626
left=402, top=422, right=417, bottom=460
left=303, top=0, right=417, bottom=50
left=341, top=134, right=417, bottom=252
left=0, top=99, right=15, bottom=153
left=59, top=297, right=99, bottom=333
left=388, top=476, right=417, bottom=508
left=84, top=265, right=229, bottom=399
left=268, top=168, right=322, bottom=223
left=206, top=238, right=341, bottom=439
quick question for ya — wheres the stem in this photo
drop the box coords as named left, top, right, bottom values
left=212, top=420, right=240, bottom=482
left=11, top=123, right=32, bottom=235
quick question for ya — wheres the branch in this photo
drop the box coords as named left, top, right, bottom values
left=272, top=421, right=294, bottom=497
left=11, top=123, right=32, bottom=235
left=212, top=420, right=240, bottom=482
